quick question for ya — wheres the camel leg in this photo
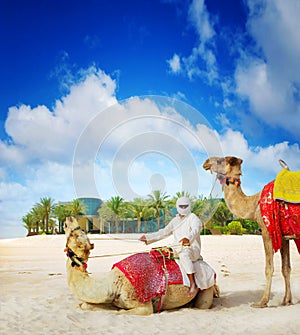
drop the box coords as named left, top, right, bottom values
left=79, top=302, right=117, bottom=312
left=80, top=302, right=96, bottom=310
left=280, top=239, right=292, bottom=305
left=194, top=286, right=214, bottom=309
left=252, top=226, right=274, bottom=308
left=117, top=301, right=154, bottom=315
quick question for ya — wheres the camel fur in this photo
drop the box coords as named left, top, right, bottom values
left=64, top=216, right=218, bottom=315
left=203, top=156, right=297, bottom=308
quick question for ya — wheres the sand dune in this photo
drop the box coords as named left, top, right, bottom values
left=0, top=234, right=299, bottom=335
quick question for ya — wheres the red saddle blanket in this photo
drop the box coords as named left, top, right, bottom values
left=112, top=250, right=183, bottom=303
left=260, top=181, right=300, bottom=253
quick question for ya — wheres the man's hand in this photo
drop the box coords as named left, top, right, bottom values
left=139, top=235, right=148, bottom=245
left=180, top=238, right=190, bottom=246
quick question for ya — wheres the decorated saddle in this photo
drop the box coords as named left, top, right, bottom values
left=112, top=249, right=182, bottom=304
left=273, top=168, right=300, bottom=203
left=260, top=180, right=300, bottom=254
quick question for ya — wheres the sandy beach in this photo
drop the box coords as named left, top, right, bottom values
left=0, top=234, right=299, bottom=335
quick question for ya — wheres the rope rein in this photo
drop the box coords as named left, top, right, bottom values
left=88, top=176, right=219, bottom=257
left=88, top=243, right=183, bottom=259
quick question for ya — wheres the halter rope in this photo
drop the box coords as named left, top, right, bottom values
left=88, top=243, right=184, bottom=259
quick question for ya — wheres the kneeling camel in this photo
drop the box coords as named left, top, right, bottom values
left=64, top=216, right=218, bottom=315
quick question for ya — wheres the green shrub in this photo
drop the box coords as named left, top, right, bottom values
left=227, top=221, right=247, bottom=235
left=241, top=219, right=260, bottom=234
left=200, top=228, right=212, bottom=235
left=212, top=225, right=228, bottom=234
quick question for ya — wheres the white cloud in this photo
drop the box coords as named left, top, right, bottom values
left=167, top=53, right=181, bottom=73
left=166, top=0, right=300, bottom=140
left=186, top=0, right=218, bottom=82
left=218, top=129, right=300, bottom=175
left=249, top=141, right=300, bottom=173
left=1, top=66, right=299, bottom=238
left=188, top=0, right=215, bottom=43
left=235, top=0, right=300, bottom=139
left=0, top=162, right=76, bottom=238
left=2, top=68, right=118, bottom=167
left=166, top=0, right=218, bottom=82
left=219, top=129, right=251, bottom=160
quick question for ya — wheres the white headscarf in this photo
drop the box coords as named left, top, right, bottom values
left=176, top=197, right=191, bottom=216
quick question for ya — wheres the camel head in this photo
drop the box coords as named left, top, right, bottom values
left=64, top=217, right=94, bottom=263
left=203, top=156, right=243, bottom=177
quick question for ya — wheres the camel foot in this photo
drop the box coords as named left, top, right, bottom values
left=281, top=300, right=292, bottom=306
left=118, top=307, right=153, bottom=316
left=282, top=294, right=292, bottom=306
left=118, top=301, right=154, bottom=315
left=79, top=302, right=94, bottom=310
left=251, top=301, right=268, bottom=308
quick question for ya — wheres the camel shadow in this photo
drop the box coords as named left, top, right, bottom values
left=213, top=290, right=300, bottom=309
left=214, top=290, right=266, bottom=309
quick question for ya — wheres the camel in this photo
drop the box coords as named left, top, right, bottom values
left=64, top=216, right=218, bottom=315
left=203, top=156, right=299, bottom=308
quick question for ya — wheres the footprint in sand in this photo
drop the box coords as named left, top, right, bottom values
left=221, top=264, right=230, bottom=277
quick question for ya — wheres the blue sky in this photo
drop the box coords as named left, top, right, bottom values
left=0, top=0, right=299, bottom=238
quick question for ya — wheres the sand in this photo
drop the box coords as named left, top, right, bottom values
left=0, top=234, right=299, bottom=335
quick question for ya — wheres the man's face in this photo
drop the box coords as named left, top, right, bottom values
left=178, top=205, right=189, bottom=210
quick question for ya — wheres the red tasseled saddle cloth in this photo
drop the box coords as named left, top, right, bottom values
left=260, top=180, right=300, bottom=253
left=112, top=249, right=183, bottom=303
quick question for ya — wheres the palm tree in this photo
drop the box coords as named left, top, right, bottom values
left=22, top=213, right=35, bottom=236
left=52, top=203, right=71, bottom=233
left=175, top=191, right=191, bottom=199
left=98, top=202, right=116, bottom=233
left=30, top=205, right=44, bottom=234
left=127, top=198, right=143, bottom=233
left=67, top=199, right=87, bottom=220
left=48, top=218, right=58, bottom=234
left=35, top=197, right=55, bottom=234
left=211, top=200, right=234, bottom=227
left=147, top=190, right=170, bottom=230
left=106, top=196, right=124, bottom=233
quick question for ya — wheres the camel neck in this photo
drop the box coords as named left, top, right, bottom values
left=222, top=182, right=260, bottom=220
left=67, top=260, right=116, bottom=304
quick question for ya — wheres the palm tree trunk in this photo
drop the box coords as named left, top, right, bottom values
left=157, top=214, right=160, bottom=231
left=115, top=217, right=119, bottom=233
left=46, top=214, right=49, bottom=234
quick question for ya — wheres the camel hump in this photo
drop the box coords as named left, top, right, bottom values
left=112, top=252, right=182, bottom=303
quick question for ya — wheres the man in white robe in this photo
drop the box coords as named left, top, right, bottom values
left=139, top=197, right=203, bottom=297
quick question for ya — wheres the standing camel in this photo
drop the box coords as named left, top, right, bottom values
left=64, top=216, right=218, bottom=315
left=203, top=156, right=299, bottom=308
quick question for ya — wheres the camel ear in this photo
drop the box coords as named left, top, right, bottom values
left=226, top=156, right=242, bottom=166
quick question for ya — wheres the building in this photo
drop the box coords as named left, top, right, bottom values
left=76, top=197, right=103, bottom=233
